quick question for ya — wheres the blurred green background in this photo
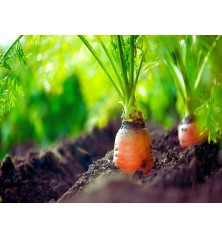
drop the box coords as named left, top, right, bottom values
left=0, top=35, right=221, bottom=159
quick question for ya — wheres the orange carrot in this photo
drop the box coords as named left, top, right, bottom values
left=113, top=121, right=153, bottom=175
left=79, top=35, right=153, bottom=175
left=178, top=115, right=208, bottom=149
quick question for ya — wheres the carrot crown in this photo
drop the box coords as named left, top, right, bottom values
left=78, top=35, right=148, bottom=123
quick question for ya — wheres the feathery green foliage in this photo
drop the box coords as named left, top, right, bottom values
left=0, top=35, right=25, bottom=117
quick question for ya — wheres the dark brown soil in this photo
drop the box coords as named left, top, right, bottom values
left=0, top=120, right=120, bottom=202
left=0, top=120, right=221, bottom=203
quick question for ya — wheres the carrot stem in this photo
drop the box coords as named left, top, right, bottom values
left=78, top=35, right=124, bottom=102
left=117, top=36, right=130, bottom=102
left=96, top=36, right=126, bottom=97
left=130, top=35, right=134, bottom=86
left=194, top=35, right=221, bottom=89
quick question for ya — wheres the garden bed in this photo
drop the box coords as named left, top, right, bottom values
left=0, top=120, right=221, bottom=203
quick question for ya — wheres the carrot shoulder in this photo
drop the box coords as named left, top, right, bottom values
left=113, top=122, right=153, bottom=175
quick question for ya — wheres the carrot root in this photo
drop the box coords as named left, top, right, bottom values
left=113, top=122, right=153, bottom=176
left=178, top=116, right=208, bottom=149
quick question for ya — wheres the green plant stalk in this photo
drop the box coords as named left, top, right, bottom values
left=78, top=35, right=124, bottom=102
left=130, top=35, right=134, bottom=86
left=117, top=36, right=130, bottom=102
left=186, top=36, right=221, bottom=116
left=124, top=44, right=146, bottom=122
left=166, top=63, right=193, bottom=116
left=194, top=35, right=221, bottom=89
left=95, top=36, right=126, bottom=96
left=164, top=52, right=186, bottom=102
left=174, top=48, right=194, bottom=115
left=116, top=35, right=144, bottom=122
left=165, top=48, right=196, bottom=116
left=79, top=35, right=145, bottom=123
left=181, top=76, right=194, bottom=115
